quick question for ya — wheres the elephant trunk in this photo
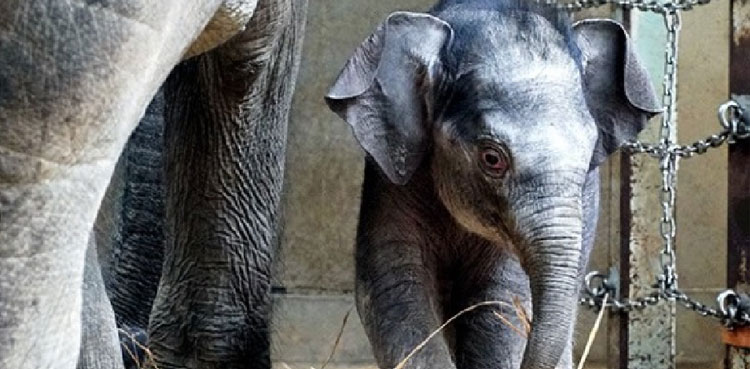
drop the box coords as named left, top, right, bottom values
left=515, top=193, right=584, bottom=369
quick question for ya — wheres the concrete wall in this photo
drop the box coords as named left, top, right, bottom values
left=673, top=2, right=729, bottom=366
left=272, top=2, right=731, bottom=368
left=278, top=0, right=437, bottom=292
left=273, top=1, right=436, bottom=365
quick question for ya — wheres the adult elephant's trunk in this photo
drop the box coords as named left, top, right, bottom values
left=515, top=191, right=584, bottom=369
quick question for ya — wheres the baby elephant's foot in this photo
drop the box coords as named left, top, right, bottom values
left=118, top=325, right=149, bottom=369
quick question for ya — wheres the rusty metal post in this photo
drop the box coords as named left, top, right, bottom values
left=618, top=9, right=677, bottom=369
left=727, top=1, right=750, bottom=367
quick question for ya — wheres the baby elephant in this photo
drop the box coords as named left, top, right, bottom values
left=326, top=1, right=659, bottom=369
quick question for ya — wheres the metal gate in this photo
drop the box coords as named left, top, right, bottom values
left=546, top=1, right=750, bottom=368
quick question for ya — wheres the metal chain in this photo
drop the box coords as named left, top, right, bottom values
left=578, top=9, right=686, bottom=314
left=623, top=101, right=747, bottom=159
left=656, top=10, right=681, bottom=293
left=578, top=8, right=684, bottom=313
left=548, top=0, right=750, bottom=328
left=581, top=281, right=750, bottom=326
left=536, top=0, right=711, bottom=13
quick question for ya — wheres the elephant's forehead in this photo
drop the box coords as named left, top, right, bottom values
left=443, top=9, right=581, bottom=73
left=450, top=37, right=580, bottom=90
left=443, top=63, right=588, bottom=126
left=443, top=14, right=585, bottom=111
left=469, top=63, right=581, bottom=95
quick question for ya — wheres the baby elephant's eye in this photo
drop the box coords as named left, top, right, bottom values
left=479, top=146, right=509, bottom=178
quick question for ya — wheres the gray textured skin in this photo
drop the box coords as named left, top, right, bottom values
left=80, top=233, right=124, bottom=369
left=149, top=1, right=307, bottom=367
left=326, top=1, right=660, bottom=369
left=0, top=1, right=307, bottom=369
left=105, top=91, right=167, bottom=333
left=93, top=91, right=167, bottom=369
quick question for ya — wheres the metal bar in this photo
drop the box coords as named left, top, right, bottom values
left=614, top=13, right=632, bottom=369
left=617, top=151, right=631, bottom=369
left=619, top=9, right=677, bottom=369
left=727, top=96, right=750, bottom=289
left=727, top=0, right=750, bottom=366
left=615, top=14, right=631, bottom=369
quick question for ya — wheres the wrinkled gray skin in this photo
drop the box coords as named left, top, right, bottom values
left=0, top=0, right=307, bottom=368
left=93, top=91, right=167, bottom=369
left=80, top=233, right=124, bottom=369
left=325, top=1, right=660, bottom=369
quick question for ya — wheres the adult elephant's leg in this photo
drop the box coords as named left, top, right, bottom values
left=148, top=1, right=308, bottom=368
left=0, top=2, right=223, bottom=368
left=78, top=234, right=124, bottom=369
left=94, top=90, right=167, bottom=369
left=102, top=90, right=167, bottom=332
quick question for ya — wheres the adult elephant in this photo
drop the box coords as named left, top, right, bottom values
left=0, top=0, right=307, bottom=368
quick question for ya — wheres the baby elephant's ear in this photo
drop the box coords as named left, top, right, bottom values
left=325, top=12, right=453, bottom=185
left=574, top=19, right=662, bottom=168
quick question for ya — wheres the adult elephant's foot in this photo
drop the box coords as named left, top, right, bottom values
left=119, top=326, right=149, bottom=369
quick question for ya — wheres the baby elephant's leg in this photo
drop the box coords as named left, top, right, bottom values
left=356, top=241, right=455, bottom=369
left=453, top=255, right=531, bottom=369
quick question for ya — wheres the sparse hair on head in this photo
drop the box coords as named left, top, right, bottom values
left=430, top=0, right=583, bottom=72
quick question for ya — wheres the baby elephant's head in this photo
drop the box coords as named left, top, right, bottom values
left=326, top=7, right=659, bottom=369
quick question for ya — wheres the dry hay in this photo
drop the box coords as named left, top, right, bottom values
left=123, top=294, right=607, bottom=369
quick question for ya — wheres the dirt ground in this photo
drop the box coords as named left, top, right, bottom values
left=273, top=363, right=720, bottom=369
